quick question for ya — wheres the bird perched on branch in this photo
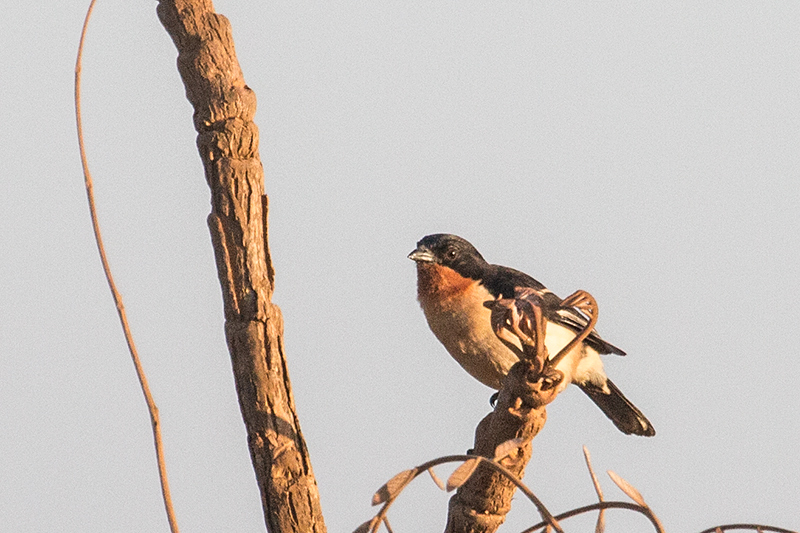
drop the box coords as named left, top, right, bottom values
left=409, top=233, right=655, bottom=436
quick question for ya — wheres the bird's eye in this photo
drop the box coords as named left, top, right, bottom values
left=446, top=248, right=457, bottom=260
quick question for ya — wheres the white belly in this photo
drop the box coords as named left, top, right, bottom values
left=544, top=322, right=609, bottom=393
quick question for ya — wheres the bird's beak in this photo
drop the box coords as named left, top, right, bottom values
left=408, top=247, right=435, bottom=263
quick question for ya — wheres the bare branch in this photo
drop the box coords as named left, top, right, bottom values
left=446, top=289, right=567, bottom=533
left=696, top=525, right=798, bottom=533
left=520, top=500, right=665, bottom=533
left=156, top=1, right=325, bottom=531
left=360, top=454, right=561, bottom=533
left=75, top=1, right=179, bottom=531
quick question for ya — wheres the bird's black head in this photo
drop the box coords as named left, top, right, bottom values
left=408, top=234, right=488, bottom=280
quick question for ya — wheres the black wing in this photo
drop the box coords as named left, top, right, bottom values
left=483, top=264, right=626, bottom=356
left=552, top=305, right=626, bottom=356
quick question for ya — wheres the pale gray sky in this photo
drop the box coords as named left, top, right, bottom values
left=2, top=2, right=798, bottom=532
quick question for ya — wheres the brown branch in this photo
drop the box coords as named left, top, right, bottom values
left=155, top=1, right=325, bottom=532
left=441, top=288, right=605, bottom=532
left=443, top=360, right=563, bottom=533
left=361, top=448, right=672, bottom=533
left=520, top=501, right=665, bottom=533
left=696, top=525, right=797, bottom=533
left=444, top=289, right=574, bottom=533
left=74, top=1, right=180, bottom=531
left=364, top=453, right=559, bottom=533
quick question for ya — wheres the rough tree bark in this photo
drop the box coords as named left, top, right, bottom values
left=156, top=2, right=326, bottom=532
left=444, top=360, right=562, bottom=533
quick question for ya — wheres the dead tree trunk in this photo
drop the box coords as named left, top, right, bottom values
left=156, top=2, right=326, bottom=532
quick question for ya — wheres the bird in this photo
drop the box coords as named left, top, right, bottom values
left=408, top=233, right=655, bottom=436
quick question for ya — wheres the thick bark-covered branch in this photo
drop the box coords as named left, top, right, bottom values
left=444, top=291, right=569, bottom=533
left=444, top=361, right=562, bottom=533
left=156, top=2, right=326, bottom=532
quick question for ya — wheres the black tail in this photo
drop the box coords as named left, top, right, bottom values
left=579, top=379, right=655, bottom=437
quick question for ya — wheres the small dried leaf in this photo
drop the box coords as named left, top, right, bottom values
left=594, top=510, right=606, bottom=533
left=494, top=438, right=524, bottom=462
left=607, top=470, right=647, bottom=507
left=427, top=467, right=445, bottom=491
left=587, top=445, right=605, bottom=533
left=372, top=469, right=416, bottom=506
left=582, top=446, right=604, bottom=501
left=447, top=458, right=481, bottom=491
left=353, top=516, right=380, bottom=533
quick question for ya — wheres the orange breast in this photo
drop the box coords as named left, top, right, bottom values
left=416, top=263, right=476, bottom=308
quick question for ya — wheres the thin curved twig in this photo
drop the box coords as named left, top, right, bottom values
left=75, top=2, right=179, bottom=531
left=368, top=455, right=562, bottom=533
left=520, top=500, right=665, bottom=533
left=365, top=453, right=672, bottom=533
left=696, top=525, right=797, bottom=533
